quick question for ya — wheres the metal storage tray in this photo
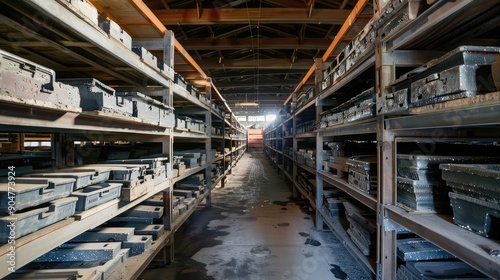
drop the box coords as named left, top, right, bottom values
left=0, top=50, right=81, bottom=111
left=63, top=0, right=99, bottom=25
left=449, top=192, right=500, bottom=239
left=35, top=242, right=122, bottom=262
left=397, top=177, right=449, bottom=212
left=397, top=238, right=454, bottom=261
left=0, top=197, right=78, bottom=243
left=60, top=78, right=132, bottom=116
left=397, top=166, right=442, bottom=182
left=71, top=183, right=122, bottom=211
left=84, top=163, right=148, bottom=181
left=377, top=88, right=408, bottom=115
left=116, top=91, right=174, bottom=126
left=122, top=235, right=153, bottom=256
left=440, top=164, right=500, bottom=201
left=24, top=167, right=111, bottom=190
left=0, top=177, right=74, bottom=212
left=347, top=155, right=377, bottom=174
left=102, top=157, right=168, bottom=171
left=404, top=261, right=489, bottom=280
left=98, top=19, right=132, bottom=50
left=131, top=47, right=158, bottom=67
left=121, top=205, right=163, bottom=219
left=111, top=174, right=154, bottom=202
left=70, top=227, right=135, bottom=242
left=397, top=154, right=495, bottom=170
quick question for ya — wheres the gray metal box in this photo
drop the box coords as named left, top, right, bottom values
left=132, top=47, right=158, bottom=67
left=449, top=192, right=500, bottom=238
left=35, top=242, right=122, bottom=262
left=0, top=177, right=74, bottom=212
left=116, top=91, right=173, bottom=125
left=440, top=164, right=500, bottom=200
left=25, top=167, right=111, bottom=190
left=158, top=63, right=175, bottom=80
left=378, top=88, right=409, bottom=115
left=174, top=73, right=188, bottom=89
left=0, top=50, right=81, bottom=111
left=122, top=205, right=163, bottom=219
left=110, top=174, right=154, bottom=202
left=60, top=78, right=133, bottom=116
left=98, top=19, right=132, bottom=50
left=71, top=182, right=122, bottom=211
left=0, top=197, right=78, bottom=243
left=134, top=224, right=165, bottom=240
left=70, top=227, right=135, bottom=242
left=122, top=235, right=153, bottom=256
left=397, top=238, right=454, bottom=261
left=404, top=261, right=489, bottom=280
left=64, top=0, right=99, bottom=25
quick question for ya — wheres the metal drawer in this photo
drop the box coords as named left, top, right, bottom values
left=71, top=183, right=122, bottom=211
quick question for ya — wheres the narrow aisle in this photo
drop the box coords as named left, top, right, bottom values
left=141, top=153, right=370, bottom=280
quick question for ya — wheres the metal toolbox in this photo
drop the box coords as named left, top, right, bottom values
left=112, top=174, right=154, bottom=202
left=375, top=0, right=426, bottom=41
left=35, top=242, right=122, bottom=262
left=103, top=156, right=169, bottom=171
left=71, top=183, right=122, bottom=211
left=132, top=47, right=158, bottom=67
left=24, top=167, right=112, bottom=190
left=134, top=224, right=164, bottom=240
left=98, top=19, right=132, bottom=50
left=116, top=91, right=174, bottom=126
left=0, top=50, right=81, bottom=111
left=180, top=157, right=199, bottom=168
left=0, top=197, right=78, bottom=243
left=176, top=117, right=187, bottom=129
left=449, top=192, right=500, bottom=238
left=85, top=164, right=148, bottom=181
left=397, top=177, right=449, bottom=212
left=347, top=155, right=377, bottom=175
left=397, top=154, right=495, bottom=170
left=173, top=189, right=193, bottom=198
left=389, top=46, right=500, bottom=109
left=401, top=261, right=489, bottom=280
left=60, top=78, right=132, bottom=116
left=70, top=227, right=135, bottom=242
left=377, top=88, right=409, bottom=114
left=440, top=164, right=500, bottom=201
left=64, top=0, right=99, bottom=25
left=158, top=63, right=175, bottom=80
left=0, top=177, right=75, bottom=212
left=397, top=238, right=454, bottom=261
left=343, top=88, right=376, bottom=123
left=348, top=170, right=377, bottom=195
left=121, top=205, right=163, bottom=219
left=122, top=235, right=153, bottom=256
left=174, top=73, right=188, bottom=89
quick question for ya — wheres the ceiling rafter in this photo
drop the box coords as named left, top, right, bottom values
left=154, top=8, right=351, bottom=25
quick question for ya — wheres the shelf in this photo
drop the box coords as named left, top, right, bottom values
left=173, top=130, right=210, bottom=139
left=319, top=55, right=375, bottom=100
left=295, top=163, right=316, bottom=176
left=294, top=181, right=316, bottom=209
left=212, top=155, right=224, bottom=163
left=172, top=84, right=212, bottom=112
left=173, top=163, right=210, bottom=183
left=383, top=0, right=497, bottom=51
left=211, top=174, right=226, bottom=190
left=0, top=180, right=171, bottom=279
left=294, top=132, right=316, bottom=138
left=0, top=101, right=172, bottom=138
left=385, top=92, right=500, bottom=131
left=317, top=118, right=377, bottom=137
left=317, top=170, right=377, bottom=211
left=173, top=190, right=210, bottom=232
left=295, top=98, right=317, bottom=116
left=284, top=154, right=293, bottom=161
left=107, top=228, right=172, bottom=280
left=211, top=135, right=225, bottom=140
left=385, top=205, right=500, bottom=279
left=318, top=206, right=376, bottom=276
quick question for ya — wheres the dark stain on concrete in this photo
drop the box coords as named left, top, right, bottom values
left=272, top=200, right=289, bottom=206
left=236, top=258, right=255, bottom=279
left=250, top=246, right=271, bottom=257
left=299, top=232, right=310, bottom=237
left=305, top=238, right=322, bottom=246
left=304, top=252, right=314, bottom=258
left=223, top=258, right=237, bottom=268
left=281, top=207, right=287, bottom=210
left=304, top=216, right=311, bottom=220
left=223, top=269, right=237, bottom=279
left=330, top=264, right=348, bottom=279
left=277, top=222, right=290, bottom=227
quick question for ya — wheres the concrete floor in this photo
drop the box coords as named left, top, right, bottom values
left=140, top=152, right=371, bottom=280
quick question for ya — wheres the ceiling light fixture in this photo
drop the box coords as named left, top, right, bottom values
left=235, top=101, right=260, bottom=107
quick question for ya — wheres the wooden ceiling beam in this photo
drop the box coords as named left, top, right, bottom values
left=154, top=8, right=351, bottom=25
left=179, top=37, right=332, bottom=50
left=215, top=80, right=305, bottom=89
left=194, top=58, right=313, bottom=70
